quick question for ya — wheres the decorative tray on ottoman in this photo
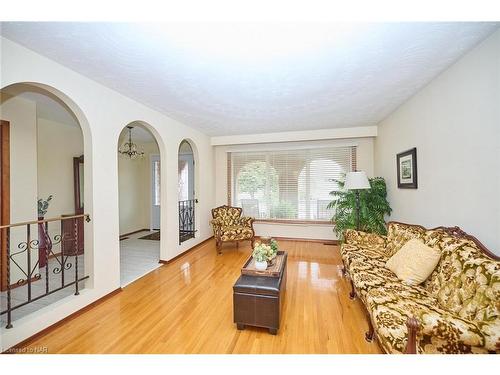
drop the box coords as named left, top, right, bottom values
left=241, top=250, right=287, bottom=277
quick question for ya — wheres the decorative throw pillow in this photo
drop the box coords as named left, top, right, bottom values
left=386, top=238, right=442, bottom=285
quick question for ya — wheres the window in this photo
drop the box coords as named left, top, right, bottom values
left=153, top=160, right=161, bottom=206
left=178, top=159, right=189, bottom=201
left=229, top=146, right=356, bottom=221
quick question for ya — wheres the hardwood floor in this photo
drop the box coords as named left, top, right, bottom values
left=17, top=239, right=382, bottom=354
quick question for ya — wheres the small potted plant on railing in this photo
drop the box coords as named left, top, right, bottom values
left=252, top=239, right=279, bottom=270
left=38, top=195, right=53, bottom=219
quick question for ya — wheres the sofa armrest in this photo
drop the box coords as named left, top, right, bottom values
left=405, top=310, right=493, bottom=354
left=405, top=316, right=420, bottom=354
left=210, top=218, right=223, bottom=237
left=344, top=229, right=387, bottom=247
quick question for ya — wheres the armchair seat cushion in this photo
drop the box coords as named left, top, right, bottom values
left=220, top=226, right=254, bottom=241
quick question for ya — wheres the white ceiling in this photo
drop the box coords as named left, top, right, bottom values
left=1, top=22, right=498, bottom=136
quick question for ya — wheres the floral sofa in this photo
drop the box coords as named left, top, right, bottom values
left=340, top=221, right=500, bottom=354
left=211, top=205, right=255, bottom=254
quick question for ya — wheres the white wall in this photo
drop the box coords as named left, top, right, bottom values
left=118, top=140, right=159, bottom=235
left=214, top=137, right=375, bottom=240
left=0, top=94, right=39, bottom=283
left=0, top=37, right=215, bottom=349
left=374, top=29, right=500, bottom=254
left=37, top=118, right=84, bottom=254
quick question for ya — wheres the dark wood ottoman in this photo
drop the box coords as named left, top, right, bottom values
left=233, top=252, right=287, bottom=335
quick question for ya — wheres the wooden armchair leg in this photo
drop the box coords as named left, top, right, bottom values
left=404, top=316, right=420, bottom=354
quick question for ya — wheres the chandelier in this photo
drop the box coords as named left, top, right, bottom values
left=118, top=126, right=145, bottom=159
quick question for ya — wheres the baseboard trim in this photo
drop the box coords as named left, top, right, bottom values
left=159, top=236, right=214, bottom=265
left=119, top=228, right=149, bottom=239
left=258, top=236, right=338, bottom=245
left=2, top=287, right=123, bottom=354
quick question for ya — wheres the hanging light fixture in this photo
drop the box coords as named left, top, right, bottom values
left=118, top=126, right=145, bottom=159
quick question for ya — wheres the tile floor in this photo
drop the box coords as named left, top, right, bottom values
left=120, top=230, right=161, bottom=287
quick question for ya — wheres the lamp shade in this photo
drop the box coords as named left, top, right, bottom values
left=344, top=171, right=370, bottom=190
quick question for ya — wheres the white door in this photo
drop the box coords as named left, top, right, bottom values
left=151, top=154, right=160, bottom=230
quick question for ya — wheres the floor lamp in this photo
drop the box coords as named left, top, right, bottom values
left=344, top=171, right=370, bottom=231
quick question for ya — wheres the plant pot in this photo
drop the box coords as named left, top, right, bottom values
left=38, top=216, right=52, bottom=268
left=254, top=260, right=268, bottom=271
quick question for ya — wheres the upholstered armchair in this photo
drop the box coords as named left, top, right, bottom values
left=211, top=205, right=255, bottom=254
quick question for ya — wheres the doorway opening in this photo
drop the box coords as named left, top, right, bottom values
left=1, top=83, right=89, bottom=327
left=118, top=122, right=161, bottom=286
left=178, top=140, right=196, bottom=244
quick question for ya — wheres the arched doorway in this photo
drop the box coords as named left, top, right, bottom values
left=178, top=140, right=196, bottom=243
left=0, top=82, right=92, bottom=327
left=117, top=122, right=161, bottom=286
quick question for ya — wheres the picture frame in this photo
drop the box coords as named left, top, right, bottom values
left=396, top=148, right=417, bottom=189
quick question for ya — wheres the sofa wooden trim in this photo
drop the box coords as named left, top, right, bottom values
left=386, top=221, right=499, bottom=261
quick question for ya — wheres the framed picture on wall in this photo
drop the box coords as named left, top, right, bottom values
left=396, top=148, right=417, bottom=189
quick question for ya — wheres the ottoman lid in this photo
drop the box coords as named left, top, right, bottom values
left=233, top=275, right=281, bottom=296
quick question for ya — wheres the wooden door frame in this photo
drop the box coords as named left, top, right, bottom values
left=1, top=120, right=10, bottom=291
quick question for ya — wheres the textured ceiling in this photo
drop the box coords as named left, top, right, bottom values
left=1, top=22, right=498, bottom=136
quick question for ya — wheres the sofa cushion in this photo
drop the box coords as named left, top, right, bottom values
left=341, top=244, right=388, bottom=270
left=386, top=239, right=442, bottom=285
left=385, top=222, right=426, bottom=257
left=349, top=261, right=400, bottom=302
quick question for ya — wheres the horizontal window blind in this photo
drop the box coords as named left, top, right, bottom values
left=229, top=146, right=356, bottom=221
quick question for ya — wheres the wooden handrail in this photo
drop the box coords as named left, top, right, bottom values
left=0, top=214, right=90, bottom=229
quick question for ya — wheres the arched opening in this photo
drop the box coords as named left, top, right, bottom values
left=178, top=140, right=196, bottom=243
left=0, top=82, right=92, bottom=327
left=117, top=122, right=161, bottom=286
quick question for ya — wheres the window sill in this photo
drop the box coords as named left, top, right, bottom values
left=254, top=219, right=332, bottom=225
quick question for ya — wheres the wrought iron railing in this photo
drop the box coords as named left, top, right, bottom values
left=179, top=199, right=196, bottom=244
left=0, top=214, right=90, bottom=328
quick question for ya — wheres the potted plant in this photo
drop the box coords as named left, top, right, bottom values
left=328, top=177, right=392, bottom=242
left=252, top=239, right=279, bottom=270
left=38, top=195, right=53, bottom=218
left=267, top=238, right=279, bottom=266
left=37, top=195, right=53, bottom=268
